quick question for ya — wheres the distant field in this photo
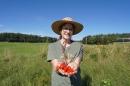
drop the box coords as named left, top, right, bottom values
left=0, top=42, right=130, bottom=86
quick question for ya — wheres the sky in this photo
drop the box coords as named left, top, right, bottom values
left=0, top=0, right=130, bottom=40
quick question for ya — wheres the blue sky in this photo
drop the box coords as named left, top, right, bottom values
left=0, top=0, right=130, bottom=40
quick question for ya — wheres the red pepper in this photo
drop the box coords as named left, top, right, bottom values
left=57, top=63, right=74, bottom=75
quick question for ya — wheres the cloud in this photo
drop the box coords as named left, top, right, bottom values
left=0, top=24, right=4, bottom=32
left=0, top=24, right=12, bottom=32
left=0, top=24, right=4, bottom=28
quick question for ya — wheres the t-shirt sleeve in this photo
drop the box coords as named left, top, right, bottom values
left=47, top=44, right=56, bottom=62
left=76, top=44, right=83, bottom=61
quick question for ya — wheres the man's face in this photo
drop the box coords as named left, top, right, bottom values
left=60, top=23, right=74, bottom=40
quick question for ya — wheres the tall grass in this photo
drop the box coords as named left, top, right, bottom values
left=0, top=42, right=130, bottom=86
left=0, top=42, right=51, bottom=86
left=81, top=43, right=130, bottom=86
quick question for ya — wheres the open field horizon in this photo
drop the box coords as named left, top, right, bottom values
left=0, top=42, right=130, bottom=86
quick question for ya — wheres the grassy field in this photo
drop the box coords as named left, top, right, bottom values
left=0, top=42, right=130, bottom=86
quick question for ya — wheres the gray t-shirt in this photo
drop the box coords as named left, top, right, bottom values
left=47, top=40, right=83, bottom=86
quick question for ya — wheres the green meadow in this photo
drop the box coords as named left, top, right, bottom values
left=0, top=42, right=130, bottom=86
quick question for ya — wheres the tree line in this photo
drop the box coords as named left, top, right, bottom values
left=82, top=33, right=130, bottom=44
left=0, top=32, right=57, bottom=43
left=0, top=32, right=130, bottom=44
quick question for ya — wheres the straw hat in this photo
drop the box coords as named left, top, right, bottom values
left=51, top=17, right=84, bottom=35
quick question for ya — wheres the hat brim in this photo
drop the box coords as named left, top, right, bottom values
left=51, top=20, right=83, bottom=35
